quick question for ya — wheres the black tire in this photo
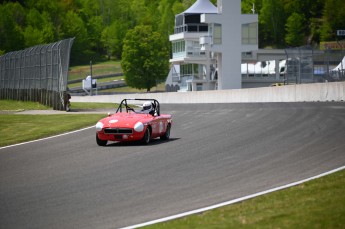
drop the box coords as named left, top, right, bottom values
left=96, top=134, right=107, bottom=146
left=160, top=123, right=171, bottom=140
left=141, top=127, right=151, bottom=145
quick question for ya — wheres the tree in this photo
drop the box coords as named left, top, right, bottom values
left=24, top=0, right=62, bottom=29
left=259, top=0, right=286, bottom=47
left=320, top=21, right=333, bottom=42
left=60, top=10, right=89, bottom=64
left=172, top=1, right=184, bottom=16
left=182, top=0, right=195, bottom=9
left=321, top=0, right=345, bottom=41
left=158, top=0, right=175, bottom=38
left=101, top=21, right=127, bottom=59
left=24, top=9, right=54, bottom=47
left=2, top=0, right=341, bottom=63
left=87, top=16, right=103, bottom=53
left=130, top=0, right=147, bottom=25
left=0, top=2, right=25, bottom=52
left=121, top=25, right=169, bottom=92
left=242, top=0, right=261, bottom=14
left=285, top=13, right=306, bottom=46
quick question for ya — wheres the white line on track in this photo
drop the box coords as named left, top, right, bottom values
left=121, top=165, right=345, bottom=229
left=0, top=126, right=94, bottom=150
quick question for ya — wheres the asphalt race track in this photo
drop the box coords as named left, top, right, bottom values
left=1, top=103, right=345, bottom=228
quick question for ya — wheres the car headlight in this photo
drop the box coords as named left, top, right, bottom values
left=95, top=122, right=104, bottom=132
left=134, top=122, right=144, bottom=132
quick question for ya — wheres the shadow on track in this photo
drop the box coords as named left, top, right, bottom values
left=105, top=137, right=180, bottom=147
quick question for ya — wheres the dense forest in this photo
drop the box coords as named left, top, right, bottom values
left=1, top=0, right=344, bottom=65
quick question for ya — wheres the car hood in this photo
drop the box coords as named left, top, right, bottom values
left=100, top=113, right=153, bottom=128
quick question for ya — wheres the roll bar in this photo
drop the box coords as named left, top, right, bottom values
left=116, top=99, right=160, bottom=116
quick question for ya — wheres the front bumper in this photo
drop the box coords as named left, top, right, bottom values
left=97, top=129, right=144, bottom=142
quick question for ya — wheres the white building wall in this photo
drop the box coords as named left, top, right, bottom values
left=202, top=0, right=244, bottom=89
left=220, top=0, right=242, bottom=89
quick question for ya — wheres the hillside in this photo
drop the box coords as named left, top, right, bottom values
left=1, top=0, right=345, bottom=64
left=67, top=61, right=165, bottom=94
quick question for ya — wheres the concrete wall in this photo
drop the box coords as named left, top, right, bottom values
left=71, top=82, right=345, bottom=104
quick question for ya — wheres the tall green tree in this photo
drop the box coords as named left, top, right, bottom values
left=24, top=0, right=63, bottom=30
left=130, top=0, right=147, bottom=25
left=60, top=10, right=89, bottom=64
left=78, top=0, right=101, bottom=19
left=242, top=0, right=261, bottom=14
left=0, top=2, right=25, bottom=52
left=259, top=0, right=286, bottom=47
left=87, top=15, right=103, bottom=53
left=285, top=13, right=306, bottom=47
left=321, top=0, right=345, bottom=41
left=121, top=25, right=169, bottom=91
left=172, top=1, right=184, bottom=16
left=158, top=0, right=175, bottom=38
left=24, top=9, right=54, bottom=47
left=101, top=21, right=128, bottom=59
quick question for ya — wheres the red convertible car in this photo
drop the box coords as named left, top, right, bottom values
left=95, top=99, right=172, bottom=146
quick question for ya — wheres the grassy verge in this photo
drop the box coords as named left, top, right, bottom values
left=0, top=100, right=111, bottom=147
left=0, top=114, right=105, bottom=147
left=68, top=75, right=124, bottom=88
left=101, top=82, right=166, bottom=93
left=68, top=60, right=122, bottom=81
left=0, top=100, right=51, bottom=111
left=0, top=100, right=116, bottom=111
left=146, top=169, right=345, bottom=229
left=70, top=102, right=117, bottom=110
left=67, top=60, right=167, bottom=93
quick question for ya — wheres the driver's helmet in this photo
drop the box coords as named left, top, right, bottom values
left=142, top=101, right=153, bottom=113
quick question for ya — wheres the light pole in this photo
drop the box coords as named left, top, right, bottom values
left=90, top=61, right=93, bottom=96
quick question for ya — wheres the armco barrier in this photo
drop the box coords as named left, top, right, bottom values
left=71, top=82, right=345, bottom=104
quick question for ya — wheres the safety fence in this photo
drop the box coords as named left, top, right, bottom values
left=0, top=38, right=74, bottom=110
left=285, top=46, right=345, bottom=84
left=240, top=46, right=345, bottom=88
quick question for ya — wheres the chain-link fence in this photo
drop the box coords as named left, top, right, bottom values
left=0, top=38, right=74, bottom=110
left=285, top=45, right=345, bottom=85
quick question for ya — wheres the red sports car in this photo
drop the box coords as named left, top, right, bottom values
left=95, top=99, right=172, bottom=146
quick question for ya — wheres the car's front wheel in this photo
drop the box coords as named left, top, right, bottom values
left=96, top=134, right=107, bottom=146
left=141, top=127, right=151, bottom=145
left=160, top=123, right=171, bottom=140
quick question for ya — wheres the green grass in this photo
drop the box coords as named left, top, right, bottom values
left=68, top=60, right=122, bottom=81
left=145, top=170, right=345, bottom=229
left=0, top=100, right=126, bottom=147
left=0, top=100, right=110, bottom=147
left=0, top=100, right=116, bottom=111
left=101, top=82, right=166, bottom=93
left=0, top=100, right=51, bottom=111
left=71, top=102, right=117, bottom=109
left=68, top=60, right=167, bottom=93
left=0, top=114, right=105, bottom=147
left=68, top=75, right=124, bottom=88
